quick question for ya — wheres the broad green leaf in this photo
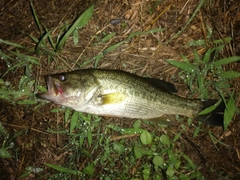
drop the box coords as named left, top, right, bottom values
left=142, top=168, right=150, bottom=180
left=222, top=71, right=240, bottom=78
left=174, top=159, right=181, bottom=169
left=56, top=5, right=94, bottom=51
left=83, top=163, right=94, bottom=175
left=0, top=148, right=12, bottom=158
left=134, top=146, right=152, bottom=158
left=112, top=142, right=125, bottom=154
left=133, top=120, right=141, bottom=128
left=134, top=146, right=143, bottom=159
left=45, top=164, right=81, bottom=175
left=212, top=56, right=240, bottom=67
left=140, top=130, right=152, bottom=145
left=160, top=134, right=170, bottom=145
left=179, top=174, right=189, bottom=180
left=70, top=111, right=79, bottom=133
left=166, top=165, right=175, bottom=176
left=166, top=60, right=197, bottom=73
left=152, top=155, right=164, bottom=168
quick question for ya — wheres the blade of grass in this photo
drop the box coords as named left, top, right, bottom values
left=213, top=37, right=232, bottom=44
left=45, top=164, right=82, bottom=175
left=222, top=71, right=240, bottom=78
left=0, top=51, right=15, bottom=61
left=1, top=61, right=26, bottom=77
left=10, top=51, right=40, bottom=64
left=198, top=99, right=222, bottom=115
left=35, top=30, right=52, bottom=55
left=30, top=2, right=43, bottom=35
left=170, top=0, right=205, bottom=41
left=70, top=111, right=79, bottom=133
left=223, top=94, right=236, bottom=130
left=212, top=56, right=240, bottom=67
left=203, top=48, right=214, bottom=64
left=0, top=39, right=25, bottom=49
left=100, top=32, right=116, bottom=43
left=56, top=5, right=94, bottom=51
left=166, top=60, right=197, bottom=73
left=127, top=28, right=165, bottom=40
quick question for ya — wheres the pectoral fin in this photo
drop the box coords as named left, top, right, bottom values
left=101, top=92, right=127, bottom=105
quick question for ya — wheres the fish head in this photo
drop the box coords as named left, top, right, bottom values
left=36, top=71, right=99, bottom=108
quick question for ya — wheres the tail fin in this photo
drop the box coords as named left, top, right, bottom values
left=194, top=100, right=225, bottom=126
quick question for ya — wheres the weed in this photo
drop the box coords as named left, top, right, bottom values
left=167, top=25, right=239, bottom=131
left=0, top=2, right=238, bottom=180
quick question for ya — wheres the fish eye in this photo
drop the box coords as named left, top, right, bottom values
left=59, top=74, right=67, bottom=82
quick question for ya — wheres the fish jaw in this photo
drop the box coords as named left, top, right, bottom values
left=36, top=75, right=65, bottom=104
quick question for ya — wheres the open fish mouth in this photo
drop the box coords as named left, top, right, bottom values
left=36, top=75, right=61, bottom=101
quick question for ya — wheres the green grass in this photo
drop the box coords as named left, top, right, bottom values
left=0, top=3, right=238, bottom=180
left=167, top=28, right=239, bottom=130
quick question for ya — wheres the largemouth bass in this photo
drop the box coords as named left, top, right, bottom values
left=37, top=69, right=224, bottom=126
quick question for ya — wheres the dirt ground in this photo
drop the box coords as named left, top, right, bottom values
left=0, top=0, right=240, bottom=179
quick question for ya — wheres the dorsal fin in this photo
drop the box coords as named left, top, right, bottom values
left=143, top=77, right=177, bottom=93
